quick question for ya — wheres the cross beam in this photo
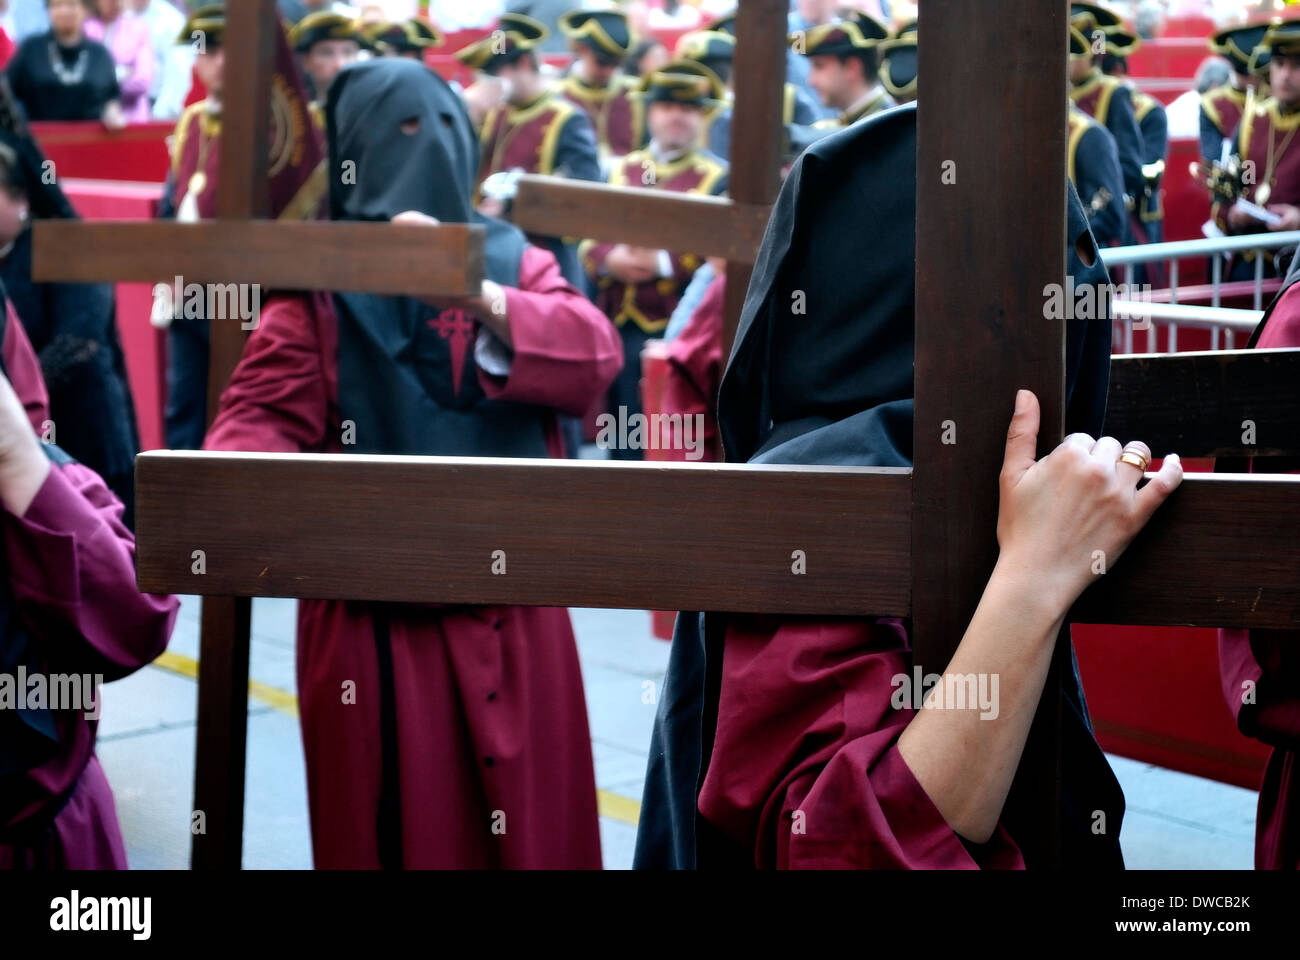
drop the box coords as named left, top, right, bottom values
left=33, top=220, right=485, bottom=294
left=510, top=177, right=770, bottom=263
left=134, top=453, right=1300, bottom=628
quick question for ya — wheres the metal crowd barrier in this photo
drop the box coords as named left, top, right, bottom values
left=1100, top=230, right=1300, bottom=353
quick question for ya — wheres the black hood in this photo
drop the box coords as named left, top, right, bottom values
left=326, top=58, right=479, bottom=224
left=718, top=102, right=1112, bottom=468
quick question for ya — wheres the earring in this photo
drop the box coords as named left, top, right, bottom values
left=18, top=207, right=28, bottom=222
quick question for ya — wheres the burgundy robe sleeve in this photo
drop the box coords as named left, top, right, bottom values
left=661, top=273, right=725, bottom=462
left=478, top=245, right=623, bottom=416
left=2, top=462, right=177, bottom=681
left=1217, top=284, right=1300, bottom=751
left=205, top=294, right=332, bottom=454
left=3, top=303, right=50, bottom=433
left=697, top=615, right=1024, bottom=869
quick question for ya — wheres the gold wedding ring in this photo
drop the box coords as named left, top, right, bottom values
left=1117, top=447, right=1151, bottom=472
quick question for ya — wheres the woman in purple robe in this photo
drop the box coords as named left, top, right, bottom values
left=0, top=305, right=178, bottom=869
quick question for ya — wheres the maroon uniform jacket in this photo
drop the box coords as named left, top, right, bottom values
left=476, top=90, right=601, bottom=187
left=582, top=147, right=729, bottom=335
left=559, top=73, right=644, bottom=160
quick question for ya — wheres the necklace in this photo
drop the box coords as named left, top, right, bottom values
left=48, top=40, right=87, bottom=86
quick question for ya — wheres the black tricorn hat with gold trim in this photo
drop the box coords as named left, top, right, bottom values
left=177, top=3, right=225, bottom=49
left=675, top=30, right=736, bottom=66
left=559, top=9, right=635, bottom=61
left=454, top=12, right=548, bottom=73
left=633, top=59, right=725, bottom=110
left=879, top=35, right=916, bottom=101
left=1102, top=24, right=1141, bottom=57
left=1263, top=19, right=1300, bottom=60
left=791, top=14, right=889, bottom=59
left=1210, top=22, right=1271, bottom=75
left=363, top=18, right=444, bottom=55
left=1069, top=24, right=1091, bottom=59
left=1069, top=2, right=1124, bottom=33
left=289, top=11, right=361, bottom=53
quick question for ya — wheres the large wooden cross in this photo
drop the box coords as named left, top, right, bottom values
left=34, top=0, right=1300, bottom=870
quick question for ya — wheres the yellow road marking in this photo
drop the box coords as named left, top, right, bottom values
left=149, top=650, right=642, bottom=827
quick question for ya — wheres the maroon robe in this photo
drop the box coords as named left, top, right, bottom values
left=204, top=246, right=623, bottom=868
left=0, top=315, right=179, bottom=869
left=1218, top=284, right=1300, bottom=870
left=697, top=614, right=1025, bottom=868
left=661, top=271, right=725, bottom=462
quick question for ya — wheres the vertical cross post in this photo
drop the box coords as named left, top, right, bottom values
left=190, top=0, right=278, bottom=870
left=911, top=1, right=1069, bottom=861
left=719, top=0, right=787, bottom=392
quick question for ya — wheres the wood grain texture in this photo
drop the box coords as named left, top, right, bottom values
left=31, top=220, right=485, bottom=295
left=1072, top=474, right=1300, bottom=628
left=1107, top=349, right=1300, bottom=457
left=216, top=0, right=275, bottom=221
left=135, top=453, right=914, bottom=615
left=191, top=595, right=251, bottom=870
left=721, top=0, right=788, bottom=376
left=913, top=0, right=1068, bottom=868
left=911, top=1, right=1068, bottom=668
left=136, top=454, right=1300, bottom=627
left=510, top=177, right=771, bottom=263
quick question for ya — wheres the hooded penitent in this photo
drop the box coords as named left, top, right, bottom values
left=0, top=78, right=139, bottom=528
left=635, top=103, right=1121, bottom=869
left=325, top=58, right=546, bottom=458
left=0, top=301, right=77, bottom=811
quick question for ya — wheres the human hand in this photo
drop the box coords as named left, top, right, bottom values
left=994, top=389, right=1183, bottom=614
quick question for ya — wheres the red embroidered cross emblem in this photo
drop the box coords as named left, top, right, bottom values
left=427, top=309, right=476, bottom=396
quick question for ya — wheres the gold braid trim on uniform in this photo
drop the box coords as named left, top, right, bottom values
left=604, top=148, right=726, bottom=333
left=170, top=100, right=219, bottom=176
left=783, top=84, right=795, bottom=125
left=1200, top=90, right=1225, bottom=135
left=1067, top=111, right=1090, bottom=186
left=537, top=97, right=579, bottom=174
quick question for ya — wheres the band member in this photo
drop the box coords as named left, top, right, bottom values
left=557, top=8, right=643, bottom=162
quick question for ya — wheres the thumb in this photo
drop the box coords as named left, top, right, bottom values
left=1001, top=389, right=1040, bottom=489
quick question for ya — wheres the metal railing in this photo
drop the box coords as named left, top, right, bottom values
left=1099, top=230, right=1298, bottom=353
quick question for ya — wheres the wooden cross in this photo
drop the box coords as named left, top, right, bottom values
left=34, top=0, right=1300, bottom=871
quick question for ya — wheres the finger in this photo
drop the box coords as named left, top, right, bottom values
left=1001, top=389, right=1040, bottom=487
left=393, top=210, right=440, bottom=226
left=1062, top=431, right=1097, bottom=454
left=1112, top=439, right=1154, bottom=481
left=1133, top=453, right=1183, bottom=527
left=1090, top=435, right=1122, bottom=464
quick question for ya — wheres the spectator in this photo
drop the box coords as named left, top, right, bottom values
left=129, top=0, right=189, bottom=120
left=5, top=0, right=124, bottom=127
left=84, top=0, right=151, bottom=121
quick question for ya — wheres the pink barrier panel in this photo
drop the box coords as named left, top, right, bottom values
left=32, top=121, right=172, bottom=183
